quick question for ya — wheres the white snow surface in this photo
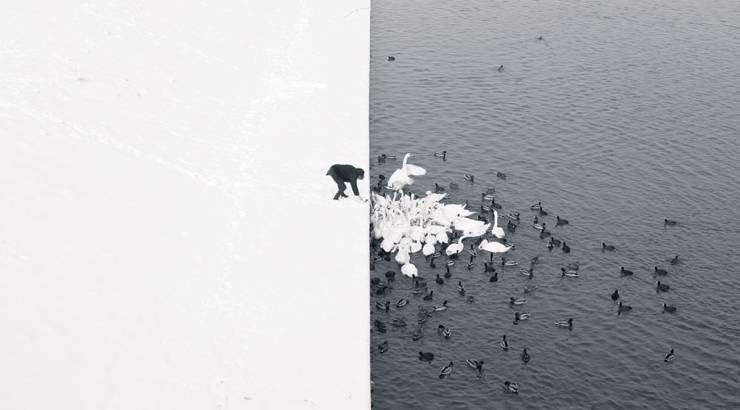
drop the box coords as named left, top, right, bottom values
left=0, top=1, right=370, bottom=409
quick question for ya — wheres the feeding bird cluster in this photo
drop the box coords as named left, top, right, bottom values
left=369, top=152, right=682, bottom=395
left=371, top=154, right=511, bottom=279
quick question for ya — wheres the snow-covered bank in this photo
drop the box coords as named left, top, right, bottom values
left=0, top=1, right=369, bottom=409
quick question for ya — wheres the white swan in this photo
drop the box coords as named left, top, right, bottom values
left=445, top=235, right=469, bottom=256
left=478, top=239, right=512, bottom=254
left=387, top=153, right=426, bottom=191
left=422, top=242, right=436, bottom=256
left=401, top=262, right=418, bottom=277
left=491, top=210, right=505, bottom=239
left=395, top=245, right=410, bottom=265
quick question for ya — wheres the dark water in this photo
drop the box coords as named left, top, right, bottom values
left=369, top=0, right=740, bottom=408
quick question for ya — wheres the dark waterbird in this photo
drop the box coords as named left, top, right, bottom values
left=670, top=255, right=680, bottom=265
left=664, top=348, right=676, bottom=362
left=620, top=266, right=634, bottom=276
left=497, top=171, right=507, bottom=180
left=500, top=335, right=509, bottom=351
left=664, top=218, right=678, bottom=226
left=385, top=270, right=396, bottom=281
left=423, top=290, right=434, bottom=301
left=617, top=301, right=632, bottom=315
left=418, top=351, right=435, bottom=361
left=657, top=281, right=670, bottom=293
left=436, top=274, right=444, bottom=285
left=521, top=348, right=531, bottom=364
left=378, top=341, right=388, bottom=353
left=444, top=264, right=452, bottom=278
left=602, top=242, right=616, bottom=251
left=654, top=266, right=668, bottom=276
left=662, top=303, right=677, bottom=313
left=611, top=289, right=620, bottom=301
left=489, top=271, right=499, bottom=282
left=556, top=216, right=569, bottom=226
left=387, top=56, right=395, bottom=61
left=562, top=242, right=571, bottom=253
left=374, top=319, right=386, bottom=333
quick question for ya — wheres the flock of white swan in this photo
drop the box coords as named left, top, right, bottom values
left=372, top=153, right=511, bottom=279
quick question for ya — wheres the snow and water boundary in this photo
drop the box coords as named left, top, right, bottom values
left=0, top=1, right=370, bottom=409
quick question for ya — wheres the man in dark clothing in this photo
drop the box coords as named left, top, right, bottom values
left=326, top=164, right=365, bottom=200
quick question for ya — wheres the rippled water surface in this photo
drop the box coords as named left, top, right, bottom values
left=369, top=0, right=740, bottom=408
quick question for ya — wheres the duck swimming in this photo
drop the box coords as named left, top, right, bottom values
left=387, top=56, right=395, bottom=61
left=562, top=242, right=571, bottom=253
left=464, top=174, right=475, bottom=183
left=396, top=298, right=409, bottom=308
left=438, top=324, right=452, bottom=339
left=434, top=150, right=447, bottom=159
left=378, top=341, right=389, bottom=353
left=504, top=381, right=519, bottom=394
left=556, top=216, right=569, bottom=226
left=375, top=300, right=390, bottom=312
left=611, top=289, right=620, bottom=302
left=466, top=359, right=484, bottom=376
left=392, top=318, right=407, bottom=328
left=449, top=182, right=460, bottom=190
left=439, top=361, right=454, bottom=378
left=670, top=255, right=680, bottom=265
left=617, top=301, right=632, bottom=315
left=521, top=348, right=531, bottom=364
left=561, top=268, right=579, bottom=278
left=620, top=267, right=634, bottom=276
left=664, top=218, right=678, bottom=226
left=513, top=312, right=530, bottom=324
left=497, top=172, right=507, bottom=180
left=434, top=183, right=446, bottom=193
left=555, top=318, right=573, bottom=329
left=654, top=266, right=668, bottom=276
left=457, top=280, right=466, bottom=295
left=436, top=274, right=444, bottom=285
left=662, top=303, right=677, bottom=313
left=656, top=281, right=670, bottom=293
left=510, top=297, right=527, bottom=306
left=444, top=264, right=452, bottom=279
left=433, top=300, right=449, bottom=311
left=489, top=271, right=499, bottom=282
left=419, top=351, right=435, bottom=361
left=602, top=242, right=616, bottom=251
left=530, top=201, right=542, bottom=210
left=497, top=65, right=505, bottom=72
left=664, top=348, right=675, bottom=362
left=423, top=290, right=434, bottom=301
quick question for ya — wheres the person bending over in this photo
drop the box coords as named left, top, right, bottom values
left=326, top=164, right=364, bottom=200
